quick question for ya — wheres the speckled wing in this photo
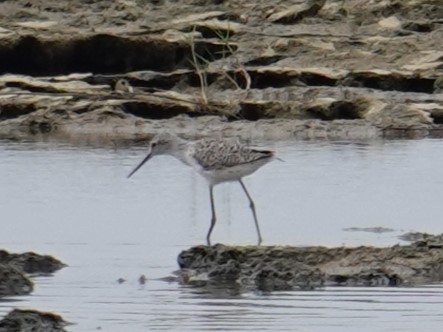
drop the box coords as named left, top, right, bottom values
left=190, top=138, right=274, bottom=170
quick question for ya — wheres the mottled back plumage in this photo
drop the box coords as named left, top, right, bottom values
left=190, top=137, right=274, bottom=170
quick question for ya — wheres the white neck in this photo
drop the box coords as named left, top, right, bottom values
left=166, top=137, right=191, bottom=166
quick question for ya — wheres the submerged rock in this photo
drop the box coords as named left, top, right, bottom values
left=0, top=250, right=65, bottom=297
left=177, top=238, right=443, bottom=291
left=0, top=249, right=66, bottom=275
left=0, top=309, right=69, bottom=332
left=178, top=244, right=325, bottom=291
left=0, top=264, right=33, bottom=296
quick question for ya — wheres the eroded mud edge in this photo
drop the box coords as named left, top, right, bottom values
left=4, top=110, right=443, bottom=146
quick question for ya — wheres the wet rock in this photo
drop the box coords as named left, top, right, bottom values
left=177, top=238, right=443, bottom=291
left=0, top=309, right=68, bottom=332
left=178, top=244, right=325, bottom=291
left=328, top=268, right=402, bottom=287
left=0, top=249, right=65, bottom=297
left=0, top=249, right=66, bottom=274
left=0, top=264, right=33, bottom=296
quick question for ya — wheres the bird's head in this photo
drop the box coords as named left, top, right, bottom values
left=148, top=133, right=176, bottom=155
left=127, top=133, right=179, bottom=178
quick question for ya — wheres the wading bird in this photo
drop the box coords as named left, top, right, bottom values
left=127, top=133, right=275, bottom=246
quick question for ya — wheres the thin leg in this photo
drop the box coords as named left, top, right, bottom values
left=238, top=179, right=263, bottom=246
left=206, top=185, right=216, bottom=246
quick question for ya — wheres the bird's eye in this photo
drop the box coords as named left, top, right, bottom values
left=151, top=142, right=157, bottom=148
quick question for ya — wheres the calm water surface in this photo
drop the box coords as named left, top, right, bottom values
left=1, top=138, right=443, bottom=331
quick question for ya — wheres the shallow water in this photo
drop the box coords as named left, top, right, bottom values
left=1, top=138, right=443, bottom=331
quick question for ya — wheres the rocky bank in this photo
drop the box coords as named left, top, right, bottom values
left=1, top=0, right=443, bottom=328
left=0, top=0, right=441, bottom=143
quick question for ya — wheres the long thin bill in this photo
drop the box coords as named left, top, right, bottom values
left=127, top=152, right=152, bottom=178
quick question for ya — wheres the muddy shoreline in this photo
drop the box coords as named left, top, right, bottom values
left=0, top=0, right=442, bottom=144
